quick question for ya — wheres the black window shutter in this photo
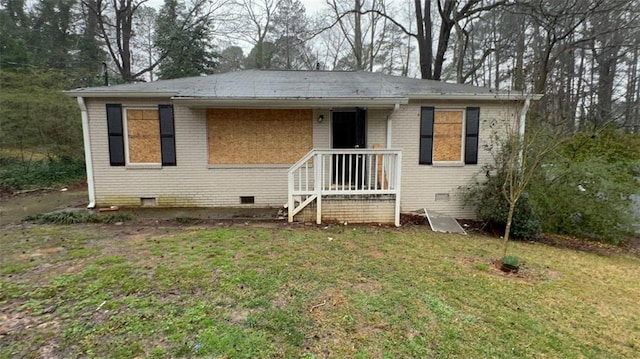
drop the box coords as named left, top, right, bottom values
left=106, top=104, right=125, bottom=166
left=419, top=107, right=434, bottom=164
left=465, top=107, right=480, bottom=164
left=159, top=104, right=176, bottom=166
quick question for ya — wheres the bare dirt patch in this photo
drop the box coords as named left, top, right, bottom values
left=0, top=186, right=88, bottom=225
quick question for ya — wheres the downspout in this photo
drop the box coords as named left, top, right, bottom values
left=386, top=103, right=400, bottom=148
left=77, top=97, right=96, bottom=209
left=518, top=97, right=531, bottom=164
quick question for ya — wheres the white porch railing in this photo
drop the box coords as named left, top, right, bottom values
left=287, top=149, right=402, bottom=226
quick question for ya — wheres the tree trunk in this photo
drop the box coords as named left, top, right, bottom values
left=513, top=12, right=525, bottom=91
left=501, top=199, right=517, bottom=259
left=414, top=0, right=432, bottom=79
left=624, top=47, right=637, bottom=131
left=433, top=0, right=454, bottom=80
left=354, top=0, right=363, bottom=70
left=454, top=21, right=465, bottom=83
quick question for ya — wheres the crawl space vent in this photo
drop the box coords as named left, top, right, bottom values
left=140, top=197, right=157, bottom=207
left=240, top=196, right=255, bottom=204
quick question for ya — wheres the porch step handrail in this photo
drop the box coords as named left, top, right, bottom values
left=287, top=148, right=403, bottom=226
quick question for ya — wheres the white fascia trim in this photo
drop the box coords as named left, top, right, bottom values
left=171, top=97, right=409, bottom=108
left=65, top=91, right=177, bottom=98
left=77, top=97, right=96, bottom=209
left=408, top=93, right=543, bottom=101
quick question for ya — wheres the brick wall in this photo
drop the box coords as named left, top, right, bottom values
left=85, top=99, right=390, bottom=208
left=295, top=198, right=395, bottom=224
left=392, top=100, right=519, bottom=218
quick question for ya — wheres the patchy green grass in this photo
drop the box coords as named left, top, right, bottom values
left=1, top=223, right=639, bottom=358
left=24, top=210, right=131, bottom=225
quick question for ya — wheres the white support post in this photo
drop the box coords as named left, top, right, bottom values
left=315, top=153, right=322, bottom=224
left=288, top=169, right=295, bottom=222
left=394, top=151, right=403, bottom=227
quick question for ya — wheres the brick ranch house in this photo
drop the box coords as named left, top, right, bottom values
left=66, top=70, right=538, bottom=226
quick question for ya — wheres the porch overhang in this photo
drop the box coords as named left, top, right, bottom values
left=171, top=97, right=408, bottom=109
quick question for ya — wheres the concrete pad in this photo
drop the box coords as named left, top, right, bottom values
left=423, top=209, right=466, bottom=235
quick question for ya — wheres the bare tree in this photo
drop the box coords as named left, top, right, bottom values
left=238, top=0, right=280, bottom=69
left=83, top=0, right=231, bottom=82
left=327, top=0, right=511, bottom=79
left=131, top=5, right=156, bottom=81
left=325, top=0, right=391, bottom=71
left=496, top=101, right=563, bottom=258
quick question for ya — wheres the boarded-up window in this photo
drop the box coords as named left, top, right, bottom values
left=432, top=110, right=463, bottom=162
left=127, top=109, right=161, bottom=163
left=207, top=109, right=313, bottom=165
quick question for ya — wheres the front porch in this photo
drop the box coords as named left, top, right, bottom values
left=287, top=149, right=403, bottom=226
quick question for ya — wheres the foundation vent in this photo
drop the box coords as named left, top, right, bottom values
left=141, top=197, right=157, bottom=207
left=240, top=196, right=255, bottom=204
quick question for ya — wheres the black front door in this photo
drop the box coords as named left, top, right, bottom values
left=332, top=109, right=366, bottom=186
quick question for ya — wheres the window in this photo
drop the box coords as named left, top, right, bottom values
left=126, top=109, right=161, bottom=164
left=419, top=107, right=479, bottom=165
left=106, top=104, right=176, bottom=166
left=207, top=108, right=312, bottom=165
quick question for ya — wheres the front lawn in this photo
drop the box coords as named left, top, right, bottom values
left=1, top=223, right=638, bottom=358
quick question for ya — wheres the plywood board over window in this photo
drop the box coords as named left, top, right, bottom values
left=207, top=109, right=313, bottom=165
left=127, top=109, right=161, bottom=163
left=433, top=110, right=463, bottom=162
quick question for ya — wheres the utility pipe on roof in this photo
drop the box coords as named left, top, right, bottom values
left=77, top=97, right=96, bottom=209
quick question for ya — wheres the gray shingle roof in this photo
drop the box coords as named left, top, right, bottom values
left=67, top=70, right=499, bottom=99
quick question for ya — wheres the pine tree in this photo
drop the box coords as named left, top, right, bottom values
left=270, top=0, right=312, bottom=69
left=154, top=0, right=217, bottom=79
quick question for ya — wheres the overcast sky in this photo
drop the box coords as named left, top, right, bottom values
left=147, top=0, right=327, bottom=14
left=299, top=0, right=325, bottom=14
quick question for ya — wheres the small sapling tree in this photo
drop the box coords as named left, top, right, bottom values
left=466, top=97, right=564, bottom=263
left=499, top=122, right=560, bottom=259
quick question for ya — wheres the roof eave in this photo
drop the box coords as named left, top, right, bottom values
left=171, top=97, right=409, bottom=108
left=64, top=91, right=178, bottom=98
left=408, top=93, right=544, bottom=101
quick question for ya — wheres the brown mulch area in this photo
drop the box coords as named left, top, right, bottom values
left=531, top=234, right=640, bottom=257
left=402, top=213, right=639, bottom=257
left=400, top=212, right=427, bottom=226
left=457, top=219, right=640, bottom=258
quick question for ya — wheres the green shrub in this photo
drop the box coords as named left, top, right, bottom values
left=529, top=130, right=640, bottom=244
left=466, top=128, right=639, bottom=245
left=0, top=156, right=85, bottom=192
left=464, top=169, right=541, bottom=240
left=0, top=69, right=83, bottom=160
left=502, top=255, right=520, bottom=267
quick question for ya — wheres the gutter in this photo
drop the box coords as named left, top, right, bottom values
left=408, top=93, right=544, bottom=101
left=77, top=97, right=96, bottom=209
left=64, top=91, right=177, bottom=98
left=171, top=97, right=409, bottom=109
